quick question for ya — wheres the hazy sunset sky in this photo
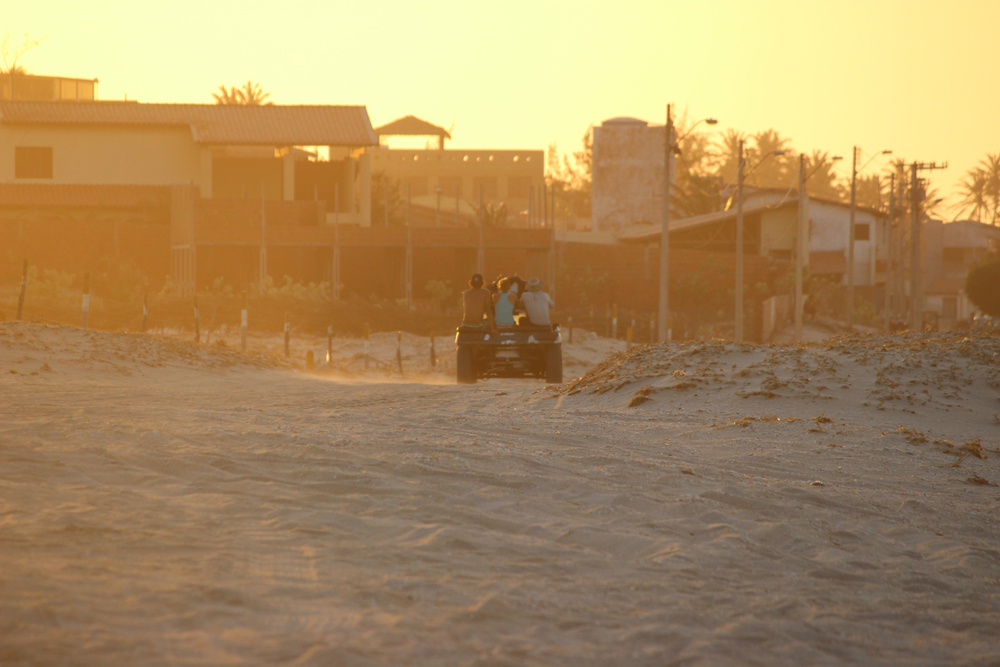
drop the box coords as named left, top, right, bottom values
left=6, top=0, right=998, bottom=207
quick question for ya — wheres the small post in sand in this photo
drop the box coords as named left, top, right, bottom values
left=240, top=292, right=248, bottom=352
left=631, top=311, right=636, bottom=340
left=142, top=293, right=148, bottom=333
left=430, top=332, right=436, bottom=368
left=612, top=304, right=618, bottom=340
left=396, top=331, right=403, bottom=374
left=364, top=323, right=370, bottom=370
left=568, top=316, right=573, bottom=344
left=305, top=350, right=315, bottom=370
left=649, top=315, right=656, bottom=343
left=16, top=260, right=27, bottom=320
left=627, top=326, right=633, bottom=349
left=605, top=305, right=610, bottom=337
left=326, top=324, right=333, bottom=364
left=284, top=312, right=290, bottom=357
left=193, top=297, right=200, bottom=343
left=81, top=272, right=91, bottom=329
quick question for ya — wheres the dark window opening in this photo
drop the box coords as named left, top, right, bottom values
left=942, top=248, right=964, bottom=263
left=15, top=146, right=53, bottom=179
left=853, top=223, right=870, bottom=241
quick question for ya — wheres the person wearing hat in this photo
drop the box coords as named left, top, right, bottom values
left=462, top=273, right=498, bottom=334
left=521, top=277, right=554, bottom=327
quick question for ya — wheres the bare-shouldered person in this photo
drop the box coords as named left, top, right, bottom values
left=462, top=273, right=498, bottom=334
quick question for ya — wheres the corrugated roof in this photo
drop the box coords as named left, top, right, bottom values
left=0, top=101, right=377, bottom=146
left=618, top=195, right=887, bottom=244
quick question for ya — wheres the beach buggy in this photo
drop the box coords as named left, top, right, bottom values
left=454, top=324, right=562, bottom=384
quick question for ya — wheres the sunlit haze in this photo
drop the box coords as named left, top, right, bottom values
left=7, top=0, right=999, bottom=207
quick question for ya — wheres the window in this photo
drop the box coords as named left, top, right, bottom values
left=507, top=176, right=532, bottom=199
left=404, top=175, right=428, bottom=197
left=853, top=223, right=870, bottom=241
left=15, top=147, right=53, bottom=179
left=942, top=248, right=964, bottom=263
left=439, top=176, right=462, bottom=198
left=473, top=176, right=497, bottom=199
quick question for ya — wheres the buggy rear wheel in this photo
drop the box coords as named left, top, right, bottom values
left=545, top=345, right=563, bottom=384
left=457, top=346, right=477, bottom=384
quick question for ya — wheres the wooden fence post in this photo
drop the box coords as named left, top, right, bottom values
left=16, top=260, right=27, bottom=320
left=305, top=350, right=315, bottom=370
left=568, top=316, right=573, bottom=344
left=326, top=324, right=333, bottom=363
left=626, top=326, right=633, bottom=349
left=430, top=332, right=436, bottom=368
left=284, top=312, right=290, bottom=357
left=193, top=297, right=200, bottom=343
left=81, top=272, right=91, bottom=329
left=142, top=293, right=148, bottom=333
left=612, top=304, right=618, bottom=340
left=396, top=331, right=403, bottom=374
left=240, top=291, right=248, bottom=352
left=364, top=323, right=370, bottom=370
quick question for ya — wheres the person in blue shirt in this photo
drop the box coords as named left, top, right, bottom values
left=492, top=277, right=518, bottom=328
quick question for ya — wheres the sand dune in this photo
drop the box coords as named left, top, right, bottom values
left=2, top=323, right=999, bottom=665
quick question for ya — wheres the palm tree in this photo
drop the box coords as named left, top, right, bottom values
left=211, top=80, right=272, bottom=106
left=954, top=152, right=1000, bottom=224
left=801, top=150, right=846, bottom=201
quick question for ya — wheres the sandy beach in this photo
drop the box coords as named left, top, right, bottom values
left=2, top=322, right=999, bottom=665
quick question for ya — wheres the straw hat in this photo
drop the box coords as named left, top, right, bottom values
left=525, top=277, right=543, bottom=292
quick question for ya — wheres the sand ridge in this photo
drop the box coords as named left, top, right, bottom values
left=2, top=323, right=999, bottom=665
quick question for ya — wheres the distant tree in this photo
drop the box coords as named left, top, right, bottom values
left=370, top=171, right=405, bottom=226
left=954, top=152, right=1000, bottom=224
left=743, top=129, right=797, bottom=190
left=673, top=111, right=722, bottom=217
left=212, top=80, right=272, bottom=106
left=965, top=253, right=1000, bottom=316
left=855, top=174, right=884, bottom=210
left=475, top=202, right=508, bottom=228
left=1, top=33, right=46, bottom=99
left=802, top=150, right=847, bottom=201
left=546, top=128, right=592, bottom=218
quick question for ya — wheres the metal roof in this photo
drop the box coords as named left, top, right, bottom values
left=618, top=195, right=887, bottom=244
left=374, top=115, right=451, bottom=139
left=0, top=101, right=377, bottom=146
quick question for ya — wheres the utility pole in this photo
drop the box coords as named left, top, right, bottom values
left=735, top=139, right=746, bottom=344
left=907, top=160, right=947, bottom=331
left=909, top=162, right=921, bottom=332
left=658, top=103, right=674, bottom=342
left=847, top=146, right=858, bottom=330
left=883, top=173, right=894, bottom=332
left=795, top=153, right=807, bottom=342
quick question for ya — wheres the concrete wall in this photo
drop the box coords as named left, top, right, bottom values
left=808, top=200, right=883, bottom=286
left=367, top=147, right=544, bottom=215
left=0, top=124, right=201, bottom=186
left=591, top=118, right=671, bottom=233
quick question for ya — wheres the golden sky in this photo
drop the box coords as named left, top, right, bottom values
left=7, top=0, right=999, bottom=209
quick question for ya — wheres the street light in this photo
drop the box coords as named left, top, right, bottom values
left=659, top=105, right=718, bottom=343
left=794, top=154, right=843, bottom=342
left=735, top=143, right=785, bottom=344
left=847, top=147, right=892, bottom=330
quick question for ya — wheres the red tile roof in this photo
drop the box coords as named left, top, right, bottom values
left=0, top=183, right=171, bottom=207
left=0, top=101, right=377, bottom=146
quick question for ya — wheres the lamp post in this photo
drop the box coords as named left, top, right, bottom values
left=847, top=146, right=892, bottom=330
left=794, top=154, right=843, bottom=342
left=659, top=104, right=717, bottom=342
left=735, top=144, right=784, bottom=344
